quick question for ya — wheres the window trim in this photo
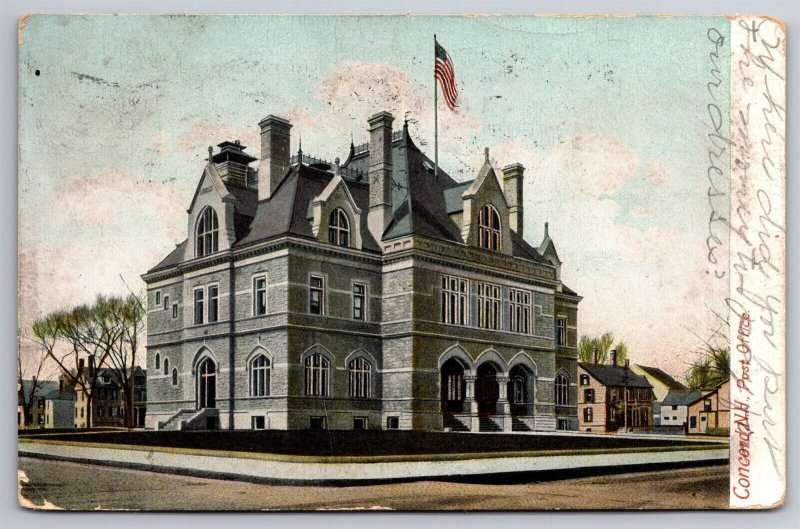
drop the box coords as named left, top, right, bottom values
left=477, top=282, right=502, bottom=330
left=172, top=303, right=178, bottom=318
left=309, top=275, right=326, bottom=315
left=478, top=204, right=502, bottom=251
left=155, top=352, right=161, bottom=370
left=195, top=206, right=220, bottom=257
left=348, top=356, right=372, bottom=399
left=352, top=282, right=367, bottom=321
left=171, top=368, right=178, bottom=386
left=253, top=274, right=268, bottom=317
left=163, top=294, right=170, bottom=311
left=163, top=357, right=170, bottom=376
left=556, top=316, right=568, bottom=347
left=249, top=352, right=272, bottom=397
left=193, top=286, right=205, bottom=325
left=583, top=406, right=593, bottom=423
left=154, top=290, right=161, bottom=307
left=304, top=352, right=331, bottom=397
left=207, top=283, right=220, bottom=323
left=508, top=288, right=532, bottom=334
left=441, top=275, right=469, bottom=326
left=555, top=372, right=570, bottom=406
left=327, top=208, right=351, bottom=247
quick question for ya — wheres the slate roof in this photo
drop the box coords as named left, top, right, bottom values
left=579, top=363, right=653, bottom=389
left=18, top=380, right=59, bottom=405
left=148, top=121, right=571, bottom=279
left=635, top=365, right=687, bottom=391
left=662, top=389, right=703, bottom=407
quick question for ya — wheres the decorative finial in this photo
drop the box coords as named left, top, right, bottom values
left=484, top=147, right=490, bottom=163
left=298, top=134, right=303, bottom=159
left=208, top=145, right=213, bottom=163
left=544, top=221, right=549, bottom=237
left=350, top=132, right=354, bottom=147
left=334, top=157, right=340, bottom=175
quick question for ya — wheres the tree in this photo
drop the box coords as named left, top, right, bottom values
left=615, top=340, right=629, bottom=365
left=577, top=332, right=627, bottom=364
left=17, top=339, right=55, bottom=428
left=684, top=307, right=731, bottom=389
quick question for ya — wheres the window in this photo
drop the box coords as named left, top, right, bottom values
left=348, top=357, right=371, bottom=398
left=512, top=376, right=525, bottom=404
left=353, top=417, right=367, bottom=430
left=304, top=353, right=330, bottom=397
left=703, top=399, right=712, bottom=411
left=253, top=276, right=267, bottom=316
left=441, top=276, right=468, bottom=325
left=208, top=285, right=219, bottom=323
left=163, top=295, right=170, bottom=310
left=327, top=208, right=350, bottom=247
left=310, top=416, right=328, bottom=430
left=155, top=353, right=160, bottom=370
left=250, top=354, right=271, bottom=397
left=171, top=368, right=178, bottom=386
left=610, top=407, right=616, bottom=421
left=98, top=406, right=105, bottom=418
left=610, top=389, right=618, bottom=403
left=155, top=291, right=161, bottom=306
left=309, top=276, right=325, bottom=315
left=163, top=358, right=169, bottom=376
left=583, top=407, right=593, bottom=423
left=478, top=204, right=501, bottom=251
left=584, top=388, right=595, bottom=403
left=579, top=374, right=590, bottom=386
left=690, top=416, right=697, bottom=429
left=386, top=416, right=400, bottom=430
left=477, top=283, right=501, bottom=330
left=352, top=283, right=366, bottom=321
left=556, top=317, right=567, bottom=347
left=509, top=288, right=531, bottom=333
left=555, top=373, right=569, bottom=406
left=172, top=304, right=178, bottom=318
left=195, top=206, right=219, bottom=257
left=194, top=288, right=205, bottom=324
left=251, top=416, right=266, bottom=430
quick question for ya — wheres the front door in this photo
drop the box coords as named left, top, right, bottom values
left=197, top=358, right=216, bottom=409
left=476, top=363, right=499, bottom=415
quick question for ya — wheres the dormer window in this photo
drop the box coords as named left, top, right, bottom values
left=478, top=205, right=501, bottom=251
left=195, top=207, right=219, bottom=257
left=327, top=208, right=350, bottom=247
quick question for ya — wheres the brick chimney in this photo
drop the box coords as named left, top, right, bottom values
left=257, top=115, right=292, bottom=201
left=610, top=348, right=617, bottom=367
left=502, top=163, right=525, bottom=234
left=367, top=111, right=394, bottom=241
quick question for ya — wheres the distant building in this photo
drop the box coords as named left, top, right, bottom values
left=631, top=364, right=686, bottom=425
left=43, top=383, right=75, bottom=429
left=686, top=380, right=730, bottom=435
left=578, top=352, right=655, bottom=432
left=74, top=367, right=147, bottom=428
left=660, top=389, right=702, bottom=431
left=18, top=379, right=58, bottom=429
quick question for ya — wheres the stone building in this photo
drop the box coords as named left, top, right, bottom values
left=143, top=111, right=582, bottom=432
left=74, top=367, right=147, bottom=429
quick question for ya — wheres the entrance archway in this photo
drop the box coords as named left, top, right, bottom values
left=476, top=362, right=500, bottom=415
left=440, top=358, right=466, bottom=414
left=197, top=358, right=217, bottom=409
left=508, top=364, right=534, bottom=416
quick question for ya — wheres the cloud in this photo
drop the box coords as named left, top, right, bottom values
left=629, top=206, right=654, bottom=219
left=646, top=161, right=669, bottom=184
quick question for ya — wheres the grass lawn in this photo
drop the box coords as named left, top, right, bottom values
left=18, top=430, right=725, bottom=457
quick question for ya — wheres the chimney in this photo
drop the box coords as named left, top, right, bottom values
left=257, top=115, right=292, bottom=201
left=367, top=111, right=394, bottom=241
left=78, top=358, right=85, bottom=373
left=502, top=164, right=525, bottom=234
left=610, top=348, right=617, bottom=367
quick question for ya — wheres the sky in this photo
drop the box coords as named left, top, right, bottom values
left=18, top=14, right=731, bottom=379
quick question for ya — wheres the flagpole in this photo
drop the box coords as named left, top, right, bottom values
left=434, top=34, right=439, bottom=179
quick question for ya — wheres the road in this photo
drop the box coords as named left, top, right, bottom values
left=18, top=457, right=729, bottom=511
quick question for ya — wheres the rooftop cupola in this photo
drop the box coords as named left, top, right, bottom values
left=210, top=140, right=257, bottom=188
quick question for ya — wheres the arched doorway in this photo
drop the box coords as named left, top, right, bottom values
left=508, top=364, right=534, bottom=416
left=440, top=358, right=466, bottom=414
left=476, top=363, right=500, bottom=415
left=197, top=358, right=217, bottom=409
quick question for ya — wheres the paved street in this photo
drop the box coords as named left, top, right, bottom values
left=18, top=457, right=729, bottom=511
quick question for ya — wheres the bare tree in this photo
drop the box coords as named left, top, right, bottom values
left=16, top=338, right=56, bottom=428
left=683, top=307, right=731, bottom=389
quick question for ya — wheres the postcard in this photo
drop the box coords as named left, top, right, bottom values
left=16, top=14, right=785, bottom=511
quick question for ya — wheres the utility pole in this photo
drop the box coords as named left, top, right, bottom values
left=622, top=359, right=630, bottom=432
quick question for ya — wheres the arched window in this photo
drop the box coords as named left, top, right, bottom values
left=348, top=357, right=371, bottom=398
left=195, top=207, right=219, bottom=257
left=478, top=205, right=501, bottom=251
left=250, top=354, right=271, bottom=397
left=171, top=368, right=178, bottom=386
left=327, top=208, right=350, bottom=247
left=155, top=353, right=160, bottom=370
left=304, top=353, right=330, bottom=397
left=163, top=358, right=169, bottom=376
left=555, top=373, right=569, bottom=406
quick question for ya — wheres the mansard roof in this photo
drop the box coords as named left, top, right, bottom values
left=148, top=122, right=566, bottom=276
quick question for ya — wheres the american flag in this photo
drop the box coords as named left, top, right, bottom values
left=435, top=40, right=458, bottom=110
